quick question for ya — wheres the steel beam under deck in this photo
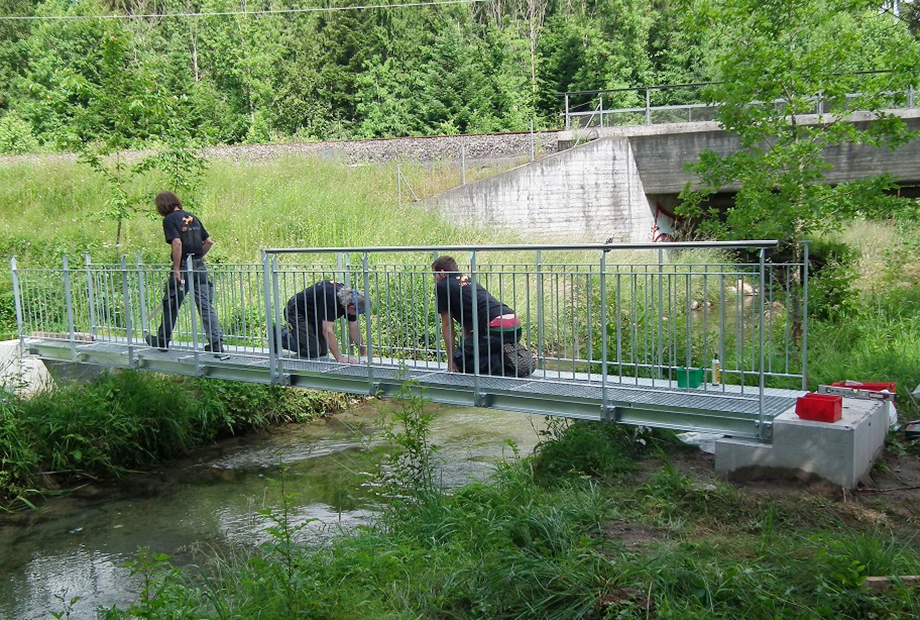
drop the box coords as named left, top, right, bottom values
left=24, top=338, right=800, bottom=441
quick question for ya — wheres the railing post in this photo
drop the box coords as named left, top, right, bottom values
left=657, top=247, right=664, bottom=383
left=136, top=252, right=149, bottom=337
left=565, top=93, right=570, bottom=130
left=186, top=255, right=200, bottom=370
left=536, top=250, right=544, bottom=370
left=119, top=256, right=134, bottom=367
left=10, top=256, right=24, bottom=351
left=263, top=252, right=280, bottom=383
left=600, top=249, right=609, bottom=418
left=758, top=248, right=767, bottom=440
left=599, top=96, right=604, bottom=128
left=802, top=240, right=810, bottom=391
left=469, top=250, right=482, bottom=403
left=461, top=143, right=466, bottom=185
left=530, top=118, right=535, bottom=161
left=362, top=253, right=375, bottom=388
left=62, top=255, right=76, bottom=361
left=645, top=88, right=652, bottom=125
left=85, top=252, right=97, bottom=339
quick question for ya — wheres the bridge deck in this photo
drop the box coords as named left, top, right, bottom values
left=26, top=337, right=801, bottom=441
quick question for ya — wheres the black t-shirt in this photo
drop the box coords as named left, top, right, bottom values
left=162, top=209, right=209, bottom=258
left=286, top=280, right=356, bottom=326
left=435, top=273, right=513, bottom=333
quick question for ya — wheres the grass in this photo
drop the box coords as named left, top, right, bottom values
left=0, top=155, right=517, bottom=268
left=95, top=417, right=920, bottom=620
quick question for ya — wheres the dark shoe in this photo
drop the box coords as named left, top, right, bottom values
left=145, top=334, right=168, bottom=351
left=204, top=342, right=225, bottom=353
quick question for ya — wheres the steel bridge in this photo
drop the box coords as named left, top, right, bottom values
left=11, top=241, right=809, bottom=442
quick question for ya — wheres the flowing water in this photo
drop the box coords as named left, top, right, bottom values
left=0, top=401, right=547, bottom=620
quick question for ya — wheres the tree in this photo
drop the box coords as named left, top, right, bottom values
left=678, top=0, right=919, bottom=255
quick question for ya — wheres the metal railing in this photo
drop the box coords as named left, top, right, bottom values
left=563, top=81, right=919, bottom=131
left=11, top=241, right=808, bottom=436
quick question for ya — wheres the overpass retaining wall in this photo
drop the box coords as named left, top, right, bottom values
left=423, top=109, right=920, bottom=242
left=421, top=136, right=656, bottom=242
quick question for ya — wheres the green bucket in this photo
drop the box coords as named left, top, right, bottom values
left=677, top=366, right=705, bottom=388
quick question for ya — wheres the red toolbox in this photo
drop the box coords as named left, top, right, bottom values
left=795, top=393, right=843, bottom=423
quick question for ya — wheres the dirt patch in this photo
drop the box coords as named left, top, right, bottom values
left=647, top=438, right=920, bottom=528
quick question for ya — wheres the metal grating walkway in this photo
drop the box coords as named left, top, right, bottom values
left=26, top=337, right=801, bottom=442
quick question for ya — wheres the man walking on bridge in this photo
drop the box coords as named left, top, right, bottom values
left=145, top=191, right=225, bottom=354
left=432, top=255, right=533, bottom=376
left=279, top=280, right=367, bottom=363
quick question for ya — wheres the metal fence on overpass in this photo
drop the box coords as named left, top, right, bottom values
left=11, top=241, right=809, bottom=441
left=564, top=81, right=919, bottom=130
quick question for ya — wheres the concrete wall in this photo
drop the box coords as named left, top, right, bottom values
left=422, top=136, right=655, bottom=243
left=423, top=109, right=920, bottom=243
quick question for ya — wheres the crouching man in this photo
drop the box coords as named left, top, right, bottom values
left=432, top=255, right=534, bottom=376
left=279, top=280, right=367, bottom=363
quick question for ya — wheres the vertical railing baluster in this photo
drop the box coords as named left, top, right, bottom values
left=362, top=253, right=374, bottom=389
left=119, top=256, right=134, bottom=367
left=10, top=257, right=24, bottom=350
left=85, top=253, right=97, bottom=339
left=758, top=248, right=767, bottom=439
left=63, top=255, right=76, bottom=361
left=186, top=255, right=199, bottom=368
left=536, top=250, right=544, bottom=374
left=263, top=252, right=279, bottom=383
left=600, top=250, right=608, bottom=419
left=802, top=241, right=810, bottom=391
left=470, top=250, right=481, bottom=402
left=136, top=252, right=149, bottom=338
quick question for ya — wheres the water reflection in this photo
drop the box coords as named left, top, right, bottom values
left=0, top=402, right=545, bottom=620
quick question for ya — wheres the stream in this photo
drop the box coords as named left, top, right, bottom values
left=0, top=401, right=547, bottom=620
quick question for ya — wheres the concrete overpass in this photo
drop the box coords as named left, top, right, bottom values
left=422, top=109, right=920, bottom=243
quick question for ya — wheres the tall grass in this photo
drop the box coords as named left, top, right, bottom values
left=0, top=156, right=518, bottom=267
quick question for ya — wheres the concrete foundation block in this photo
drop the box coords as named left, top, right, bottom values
left=715, top=398, right=889, bottom=489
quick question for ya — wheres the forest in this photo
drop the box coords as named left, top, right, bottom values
left=0, top=0, right=915, bottom=153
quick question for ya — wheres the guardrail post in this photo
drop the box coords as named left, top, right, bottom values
left=657, top=247, right=665, bottom=382
left=10, top=256, right=24, bottom=351
left=263, top=252, right=279, bottom=383
left=63, top=255, right=76, bottom=361
left=599, top=96, right=604, bottom=128
left=186, top=255, right=200, bottom=371
left=362, top=252, right=374, bottom=389
left=758, top=248, right=768, bottom=439
left=645, top=88, right=651, bottom=125
left=85, top=252, right=97, bottom=339
left=536, top=250, right=544, bottom=370
left=600, top=249, right=609, bottom=418
left=802, top=240, right=810, bottom=391
left=136, top=252, right=149, bottom=337
left=469, top=250, right=482, bottom=404
left=565, top=93, right=570, bottom=130
left=119, top=256, right=134, bottom=367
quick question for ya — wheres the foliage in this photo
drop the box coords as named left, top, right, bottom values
left=0, top=110, right=40, bottom=154
left=0, top=0, right=712, bottom=146
left=678, top=0, right=919, bottom=254
left=530, top=417, right=670, bottom=482
left=0, top=370, right=346, bottom=510
left=372, top=378, right=441, bottom=503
